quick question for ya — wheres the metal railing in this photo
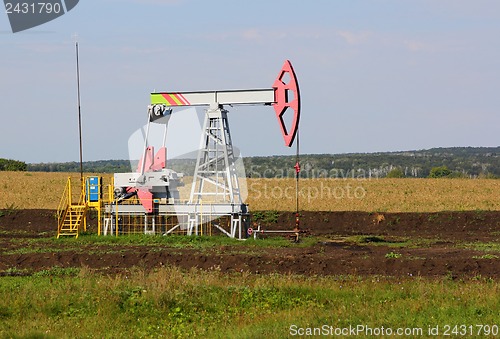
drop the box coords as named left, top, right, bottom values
left=56, top=177, right=72, bottom=228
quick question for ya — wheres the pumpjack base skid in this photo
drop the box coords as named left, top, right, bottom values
left=103, top=202, right=250, bottom=239
left=104, top=202, right=247, bottom=215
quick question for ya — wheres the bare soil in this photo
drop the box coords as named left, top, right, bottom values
left=1, top=209, right=499, bottom=278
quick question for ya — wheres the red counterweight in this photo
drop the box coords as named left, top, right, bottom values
left=273, top=60, right=301, bottom=147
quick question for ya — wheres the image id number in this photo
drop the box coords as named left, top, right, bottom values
left=5, top=2, right=62, bottom=14
left=443, top=324, right=498, bottom=336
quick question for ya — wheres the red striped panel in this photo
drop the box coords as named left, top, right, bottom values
left=162, top=93, right=177, bottom=105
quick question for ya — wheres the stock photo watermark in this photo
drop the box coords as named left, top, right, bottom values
left=247, top=165, right=382, bottom=180
left=289, top=323, right=499, bottom=337
left=250, top=181, right=366, bottom=204
left=246, top=165, right=372, bottom=204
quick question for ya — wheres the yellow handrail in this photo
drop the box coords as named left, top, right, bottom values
left=56, top=177, right=71, bottom=226
left=79, top=180, right=87, bottom=232
left=56, top=177, right=88, bottom=233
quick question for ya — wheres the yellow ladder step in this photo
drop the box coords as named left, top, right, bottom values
left=57, top=203, right=87, bottom=238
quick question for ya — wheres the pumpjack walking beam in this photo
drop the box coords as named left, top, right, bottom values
left=150, top=60, right=300, bottom=147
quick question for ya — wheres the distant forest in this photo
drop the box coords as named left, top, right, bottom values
left=244, top=147, right=500, bottom=179
left=4, top=146, right=499, bottom=178
left=0, top=158, right=27, bottom=171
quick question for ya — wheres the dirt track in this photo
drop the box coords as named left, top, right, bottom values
left=0, top=209, right=499, bottom=278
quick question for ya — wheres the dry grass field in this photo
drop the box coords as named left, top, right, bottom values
left=245, top=177, right=500, bottom=212
left=0, top=171, right=499, bottom=212
left=0, top=172, right=80, bottom=210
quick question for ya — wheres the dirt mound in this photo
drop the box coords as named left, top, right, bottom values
left=1, top=209, right=499, bottom=278
left=273, top=210, right=500, bottom=241
left=0, top=209, right=55, bottom=236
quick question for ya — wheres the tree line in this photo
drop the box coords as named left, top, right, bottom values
left=3, top=146, right=499, bottom=178
left=244, top=147, right=499, bottom=179
left=0, top=158, right=27, bottom=171
left=25, top=160, right=131, bottom=173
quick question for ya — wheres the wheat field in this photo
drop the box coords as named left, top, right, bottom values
left=0, top=171, right=499, bottom=212
left=244, top=177, right=500, bottom=212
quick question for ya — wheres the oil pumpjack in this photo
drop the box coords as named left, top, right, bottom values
left=105, top=60, right=300, bottom=239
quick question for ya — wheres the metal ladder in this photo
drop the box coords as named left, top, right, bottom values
left=56, top=177, right=87, bottom=238
left=57, top=204, right=86, bottom=238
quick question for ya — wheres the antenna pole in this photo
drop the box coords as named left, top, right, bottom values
left=76, top=40, right=83, bottom=188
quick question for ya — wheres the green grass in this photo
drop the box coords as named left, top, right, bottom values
left=3, top=247, right=75, bottom=255
left=0, top=267, right=499, bottom=338
left=1, top=267, right=30, bottom=276
left=32, top=266, right=81, bottom=277
left=334, top=235, right=440, bottom=249
left=252, top=210, right=280, bottom=223
left=461, top=242, right=500, bottom=253
left=0, top=235, right=319, bottom=258
left=472, top=254, right=499, bottom=260
left=385, top=251, right=403, bottom=259
left=41, top=234, right=318, bottom=249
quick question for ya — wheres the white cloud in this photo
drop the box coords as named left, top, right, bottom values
left=119, top=45, right=169, bottom=55
left=242, top=28, right=261, bottom=41
left=199, top=27, right=290, bottom=44
left=120, top=0, right=183, bottom=5
left=403, top=40, right=432, bottom=52
left=240, top=28, right=288, bottom=42
left=336, top=30, right=373, bottom=45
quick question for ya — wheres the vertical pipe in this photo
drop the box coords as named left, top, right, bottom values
left=162, top=123, right=168, bottom=147
left=295, top=130, right=300, bottom=214
left=68, top=177, right=72, bottom=205
left=140, top=119, right=151, bottom=176
left=295, top=130, right=300, bottom=236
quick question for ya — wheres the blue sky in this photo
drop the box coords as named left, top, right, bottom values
left=1, top=0, right=499, bottom=163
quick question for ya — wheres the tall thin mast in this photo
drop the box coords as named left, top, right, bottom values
left=76, top=40, right=83, bottom=187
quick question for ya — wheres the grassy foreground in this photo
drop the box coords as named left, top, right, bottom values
left=1, top=171, right=500, bottom=212
left=0, top=267, right=499, bottom=338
